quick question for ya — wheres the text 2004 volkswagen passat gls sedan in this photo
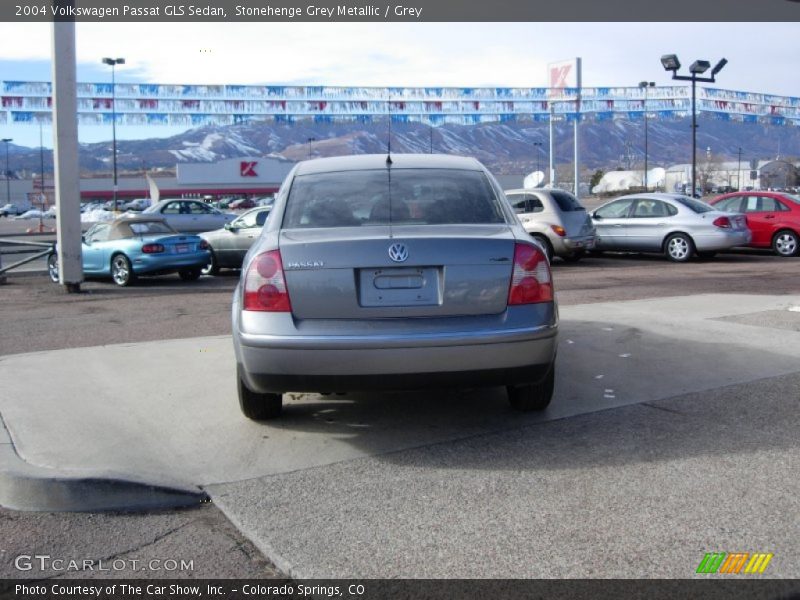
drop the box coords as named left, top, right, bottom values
left=232, top=154, right=558, bottom=419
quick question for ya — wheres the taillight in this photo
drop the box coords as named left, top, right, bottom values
left=712, top=216, right=731, bottom=229
left=550, top=225, right=567, bottom=237
left=243, top=250, right=292, bottom=312
left=508, top=243, right=553, bottom=305
left=199, top=239, right=210, bottom=250
left=141, top=243, right=165, bottom=253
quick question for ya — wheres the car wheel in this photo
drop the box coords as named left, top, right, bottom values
left=47, top=253, right=59, bottom=283
left=201, top=249, right=220, bottom=275
left=664, top=233, right=694, bottom=262
left=178, top=268, right=202, bottom=281
left=507, top=367, right=554, bottom=412
left=773, top=230, right=799, bottom=257
left=111, top=254, right=135, bottom=287
left=237, top=365, right=282, bottom=420
left=532, top=234, right=553, bottom=262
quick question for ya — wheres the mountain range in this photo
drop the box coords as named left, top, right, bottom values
left=5, top=117, right=800, bottom=179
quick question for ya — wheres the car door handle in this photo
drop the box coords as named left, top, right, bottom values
left=764, top=215, right=775, bottom=219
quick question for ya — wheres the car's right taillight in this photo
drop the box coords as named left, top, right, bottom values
left=243, top=250, right=292, bottom=312
left=508, top=242, right=553, bottom=305
left=712, top=216, right=732, bottom=229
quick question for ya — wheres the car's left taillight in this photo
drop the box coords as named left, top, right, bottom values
left=712, top=216, right=732, bottom=229
left=243, top=250, right=292, bottom=312
left=508, top=242, right=553, bottom=305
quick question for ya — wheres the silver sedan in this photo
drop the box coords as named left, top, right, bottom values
left=232, top=154, right=558, bottom=419
left=200, top=206, right=272, bottom=274
left=143, top=199, right=236, bottom=233
left=591, top=193, right=751, bottom=261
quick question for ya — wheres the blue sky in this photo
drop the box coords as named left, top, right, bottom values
left=1, top=22, right=799, bottom=148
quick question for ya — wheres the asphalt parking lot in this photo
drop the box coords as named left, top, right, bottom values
left=1, top=243, right=799, bottom=584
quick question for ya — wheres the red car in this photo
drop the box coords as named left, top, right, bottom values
left=708, top=191, right=800, bottom=257
left=229, top=198, right=256, bottom=210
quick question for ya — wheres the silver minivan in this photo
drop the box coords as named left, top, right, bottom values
left=232, top=154, right=559, bottom=419
left=505, top=188, right=596, bottom=262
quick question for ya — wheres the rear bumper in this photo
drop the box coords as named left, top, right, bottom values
left=554, top=234, right=596, bottom=254
left=241, top=363, right=554, bottom=394
left=233, top=289, right=558, bottom=394
left=131, top=252, right=210, bottom=274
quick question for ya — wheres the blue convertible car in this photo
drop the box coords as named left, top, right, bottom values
left=47, top=216, right=211, bottom=286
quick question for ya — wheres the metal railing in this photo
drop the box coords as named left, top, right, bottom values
left=0, top=238, right=55, bottom=280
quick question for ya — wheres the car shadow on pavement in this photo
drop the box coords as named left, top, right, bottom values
left=250, top=318, right=800, bottom=474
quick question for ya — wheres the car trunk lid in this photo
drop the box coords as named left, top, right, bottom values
left=279, top=225, right=516, bottom=319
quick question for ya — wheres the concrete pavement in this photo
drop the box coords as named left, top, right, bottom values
left=1, top=293, right=799, bottom=577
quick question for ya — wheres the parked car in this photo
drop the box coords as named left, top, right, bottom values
left=200, top=206, right=272, bottom=275
left=504, top=188, right=596, bottom=262
left=47, top=216, right=210, bottom=287
left=232, top=154, right=558, bottom=419
left=707, top=191, right=800, bottom=257
left=123, top=198, right=152, bottom=212
left=143, top=199, right=236, bottom=232
left=0, top=202, right=31, bottom=217
left=229, top=198, right=256, bottom=210
left=590, top=193, right=750, bottom=262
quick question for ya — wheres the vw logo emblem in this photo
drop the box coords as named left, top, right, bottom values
left=388, top=243, right=409, bottom=263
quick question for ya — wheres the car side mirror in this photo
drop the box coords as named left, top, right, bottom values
left=592, top=212, right=601, bottom=220
left=81, top=235, right=86, bottom=243
left=224, top=222, right=233, bottom=230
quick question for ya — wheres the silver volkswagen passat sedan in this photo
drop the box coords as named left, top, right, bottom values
left=232, top=154, right=559, bottom=419
left=591, top=193, right=751, bottom=262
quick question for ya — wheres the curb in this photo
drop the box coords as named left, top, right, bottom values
left=0, top=419, right=207, bottom=512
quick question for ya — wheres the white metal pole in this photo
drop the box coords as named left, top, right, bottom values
left=51, top=17, right=83, bottom=292
left=549, top=104, right=555, bottom=187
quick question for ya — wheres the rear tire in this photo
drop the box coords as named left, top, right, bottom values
left=111, top=254, right=135, bottom=287
left=237, top=365, right=283, bottom=420
left=507, top=367, right=555, bottom=412
left=201, top=249, right=220, bottom=275
left=773, top=230, right=799, bottom=257
left=532, top=234, right=553, bottom=262
left=178, top=268, right=202, bottom=281
left=664, top=233, right=694, bottom=262
left=47, top=253, right=59, bottom=283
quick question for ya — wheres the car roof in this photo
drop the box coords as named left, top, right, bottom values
left=609, top=192, right=694, bottom=202
left=294, top=153, right=485, bottom=176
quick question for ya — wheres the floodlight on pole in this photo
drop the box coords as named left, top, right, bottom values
left=102, top=57, right=125, bottom=213
left=660, top=54, right=727, bottom=197
left=660, top=54, right=681, bottom=71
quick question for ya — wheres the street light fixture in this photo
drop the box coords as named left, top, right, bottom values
left=102, top=57, right=125, bottom=212
left=1, top=138, right=11, bottom=206
left=639, top=81, right=655, bottom=191
left=661, top=54, right=727, bottom=197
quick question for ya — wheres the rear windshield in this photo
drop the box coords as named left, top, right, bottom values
left=283, top=168, right=506, bottom=229
left=785, top=194, right=800, bottom=205
left=672, top=196, right=714, bottom=213
left=551, top=191, right=585, bottom=212
left=128, top=221, right=175, bottom=235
